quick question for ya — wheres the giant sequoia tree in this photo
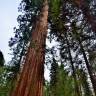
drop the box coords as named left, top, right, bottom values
left=11, top=0, right=48, bottom=96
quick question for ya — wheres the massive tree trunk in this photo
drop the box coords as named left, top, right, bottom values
left=74, top=0, right=96, bottom=32
left=11, top=0, right=48, bottom=96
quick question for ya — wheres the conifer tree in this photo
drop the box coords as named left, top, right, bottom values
left=11, top=0, right=48, bottom=96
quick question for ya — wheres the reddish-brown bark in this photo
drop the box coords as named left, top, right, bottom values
left=74, top=0, right=96, bottom=32
left=11, top=0, right=48, bottom=96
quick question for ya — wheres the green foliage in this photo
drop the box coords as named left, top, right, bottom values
left=48, top=62, right=76, bottom=96
left=50, top=57, right=58, bottom=96
left=49, top=0, right=61, bottom=23
left=44, top=80, right=50, bottom=96
left=0, top=66, right=13, bottom=96
left=78, top=69, right=92, bottom=96
left=55, top=64, right=75, bottom=96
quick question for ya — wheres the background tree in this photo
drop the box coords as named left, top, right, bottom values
left=0, top=51, right=4, bottom=67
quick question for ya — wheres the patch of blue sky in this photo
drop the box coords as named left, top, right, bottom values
left=0, top=0, right=21, bottom=64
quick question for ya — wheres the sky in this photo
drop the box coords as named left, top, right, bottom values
left=0, top=0, right=50, bottom=80
left=0, top=0, right=21, bottom=63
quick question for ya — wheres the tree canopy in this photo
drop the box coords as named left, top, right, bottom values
left=0, top=0, right=96, bottom=96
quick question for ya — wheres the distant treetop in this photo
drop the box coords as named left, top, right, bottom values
left=0, top=50, right=4, bottom=67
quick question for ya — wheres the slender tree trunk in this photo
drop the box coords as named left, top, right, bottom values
left=74, top=0, right=96, bottom=32
left=78, top=39, right=96, bottom=95
left=11, top=0, right=48, bottom=96
left=65, top=33, right=81, bottom=96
